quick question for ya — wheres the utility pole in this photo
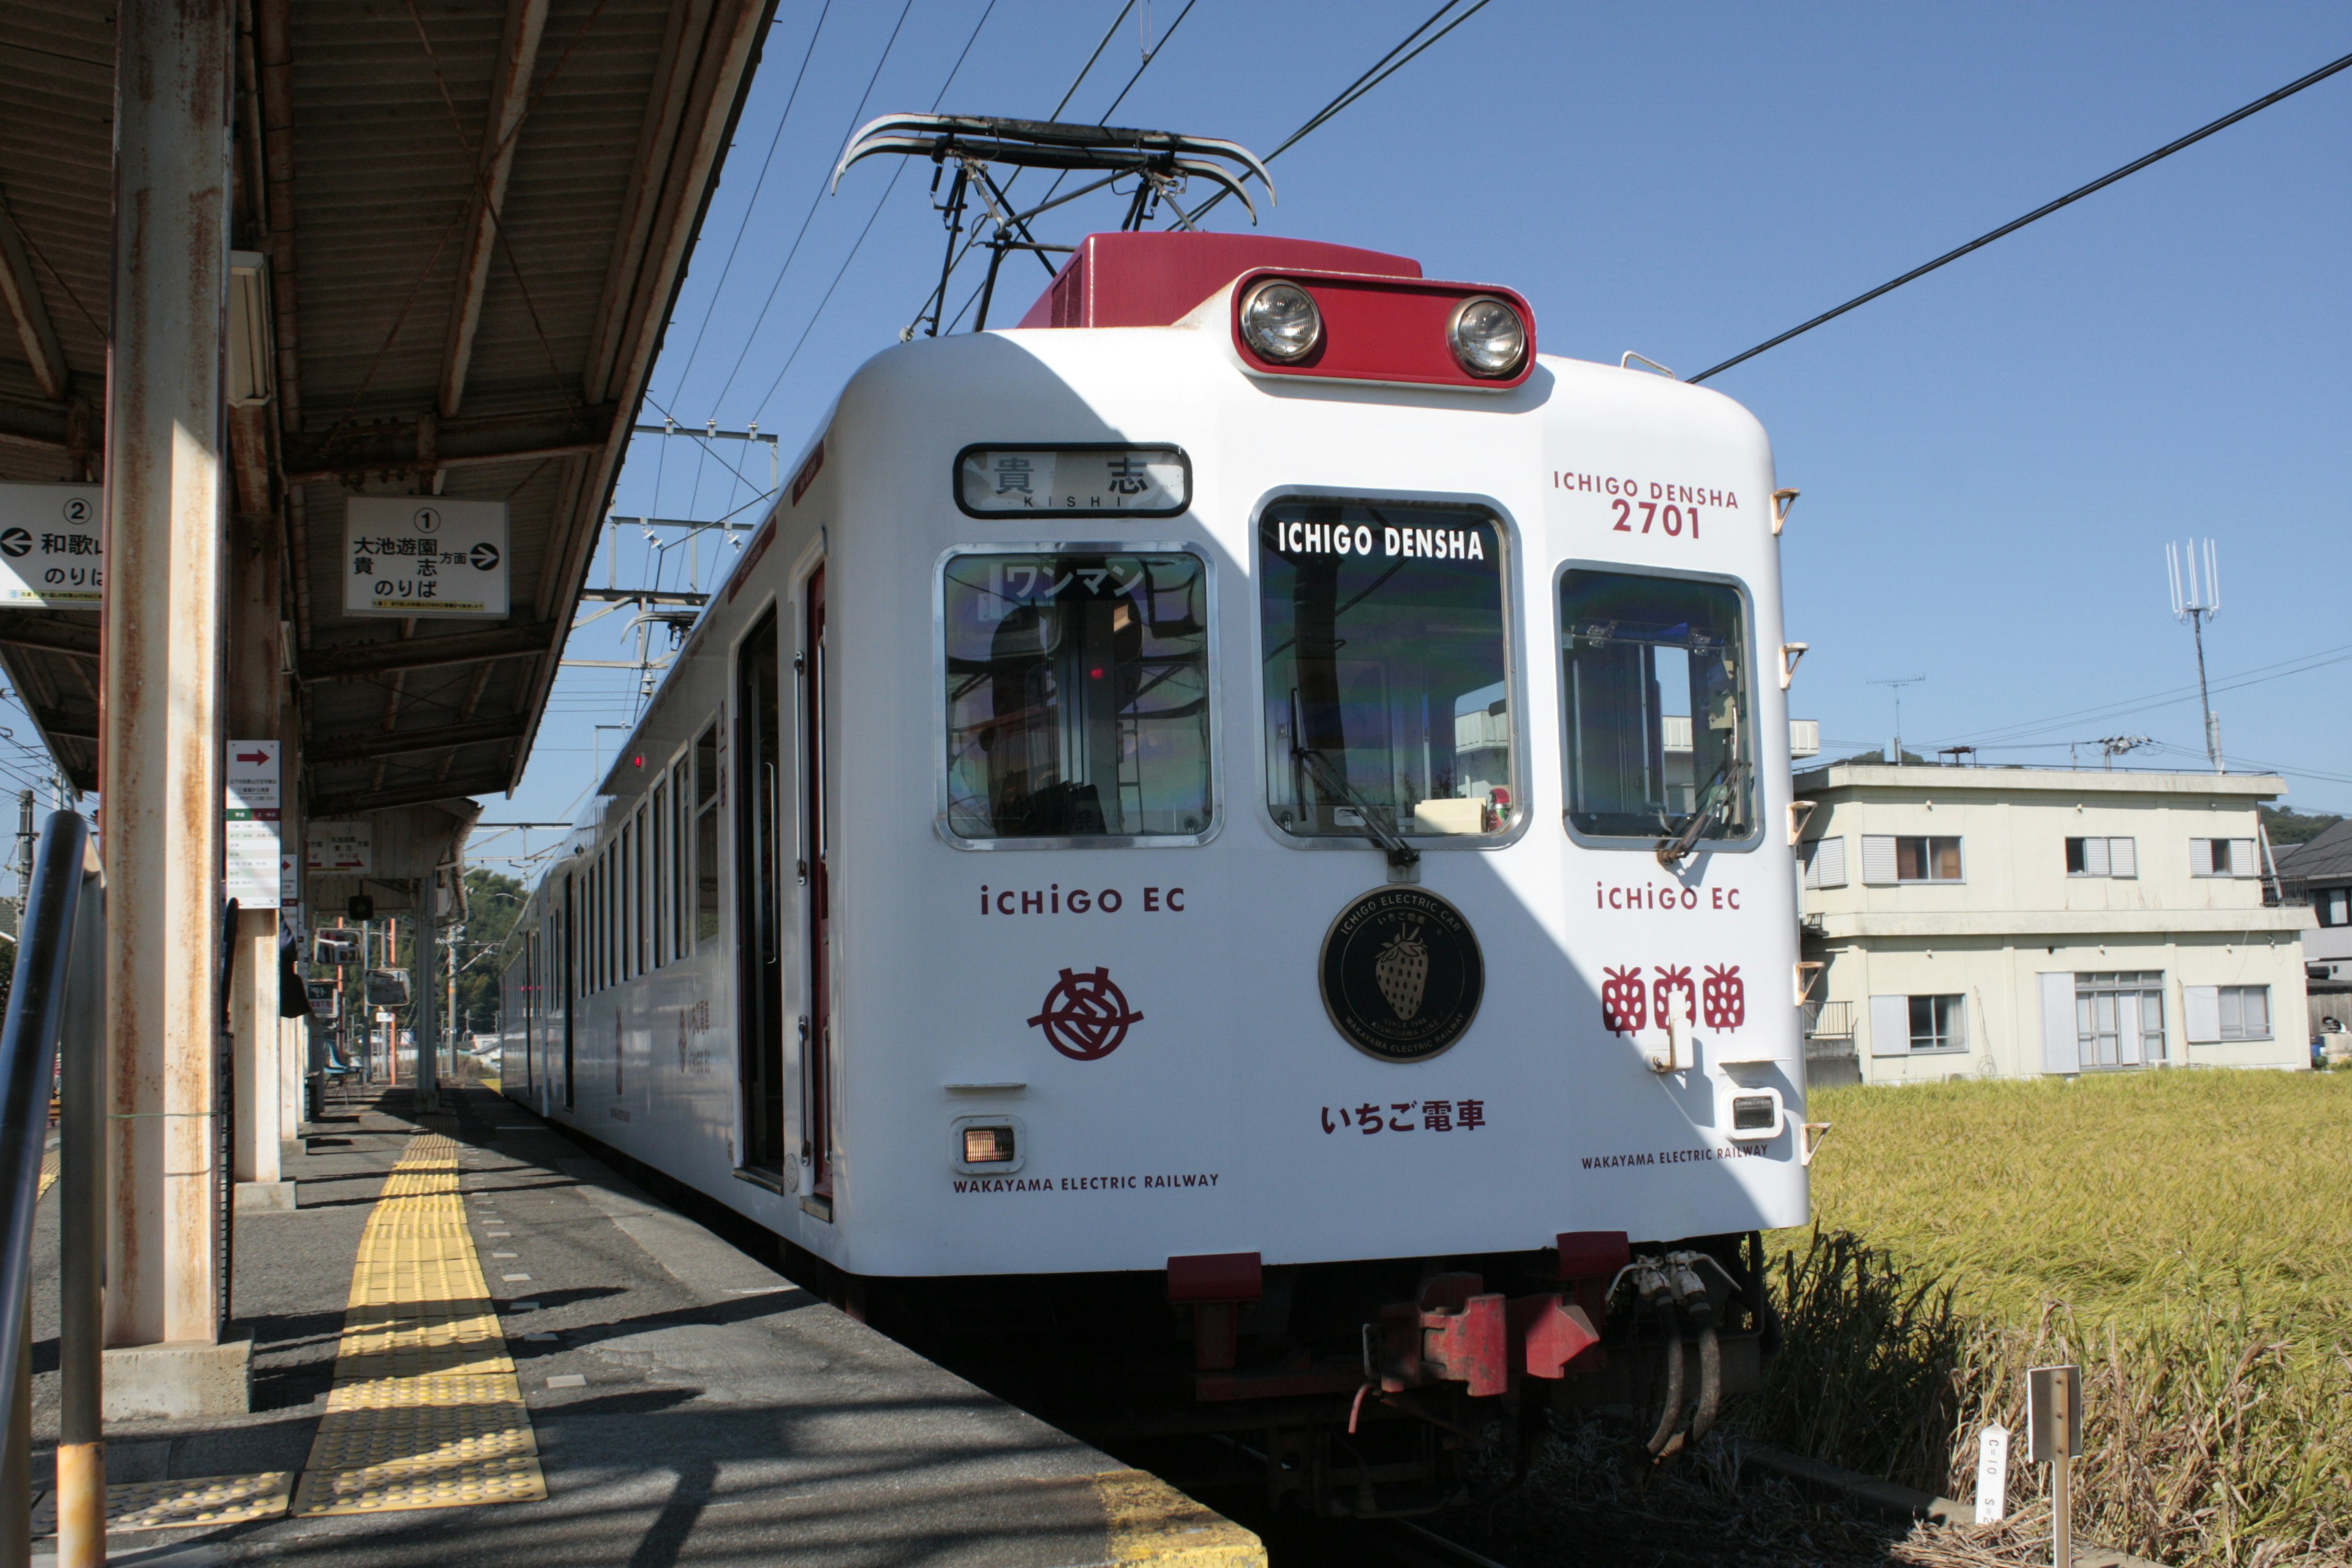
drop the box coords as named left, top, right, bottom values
left=1869, top=676, right=1926, bottom=766
left=2167, top=539, right=2224, bottom=772
left=13, top=790, right=31, bottom=925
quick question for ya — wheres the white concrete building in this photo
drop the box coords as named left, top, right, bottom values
left=1791, top=764, right=2312, bottom=1085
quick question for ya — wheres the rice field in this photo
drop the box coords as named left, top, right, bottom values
left=1742, top=1069, right=2352, bottom=1567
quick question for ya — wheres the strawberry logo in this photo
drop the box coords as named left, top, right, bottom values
left=1373, top=923, right=1429, bottom=1021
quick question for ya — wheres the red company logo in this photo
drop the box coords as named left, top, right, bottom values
left=1028, top=967, right=1144, bottom=1061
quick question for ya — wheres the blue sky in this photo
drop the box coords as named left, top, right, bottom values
left=472, top=0, right=2351, bottom=875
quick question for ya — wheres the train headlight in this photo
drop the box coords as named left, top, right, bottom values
left=1239, top=280, right=1322, bottom=362
left=1447, top=295, right=1526, bottom=377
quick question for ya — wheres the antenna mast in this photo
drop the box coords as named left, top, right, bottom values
left=1869, top=674, right=1926, bottom=766
left=2166, top=539, right=2223, bottom=772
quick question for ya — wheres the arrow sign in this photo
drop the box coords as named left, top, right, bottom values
left=236, top=750, right=271, bottom=764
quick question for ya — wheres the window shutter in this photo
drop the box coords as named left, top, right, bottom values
left=2189, top=838, right=2214, bottom=877
left=2234, top=839, right=2260, bottom=877
left=2183, top=986, right=2220, bottom=1043
left=2108, top=837, right=2136, bottom=878
left=2082, top=837, right=2110, bottom=877
left=1868, top=995, right=1911, bottom=1057
left=2038, top=973, right=2079, bottom=1074
left=1860, top=835, right=1898, bottom=885
left=2245, top=986, right=2270, bottom=1036
left=1815, top=836, right=1847, bottom=888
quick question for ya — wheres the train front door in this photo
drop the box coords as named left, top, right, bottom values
left=737, top=607, right=787, bottom=1174
left=802, top=568, right=832, bottom=1208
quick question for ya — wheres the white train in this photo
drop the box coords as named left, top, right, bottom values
left=501, top=227, right=1811, bottom=1510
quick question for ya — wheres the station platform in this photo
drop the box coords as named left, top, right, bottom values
left=18, top=1087, right=1262, bottom=1567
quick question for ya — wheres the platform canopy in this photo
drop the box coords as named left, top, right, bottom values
left=0, top=0, right=774, bottom=818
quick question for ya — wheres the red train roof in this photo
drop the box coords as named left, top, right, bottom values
left=1015, top=232, right=1421, bottom=330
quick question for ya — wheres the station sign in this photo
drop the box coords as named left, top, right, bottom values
left=307, top=820, right=372, bottom=873
left=344, top=496, right=509, bottom=617
left=955, top=444, right=1189, bottom=518
left=0, top=482, right=104, bottom=606
left=224, top=738, right=280, bottom=910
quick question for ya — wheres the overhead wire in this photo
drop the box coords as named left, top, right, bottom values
left=1687, top=49, right=2352, bottom=383
left=704, top=0, right=921, bottom=412
left=654, top=0, right=835, bottom=407
left=1929, top=641, right=2352, bottom=748
left=746, top=0, right=1006, bottom=421
left=1184, top=0, right=1495, bottom=225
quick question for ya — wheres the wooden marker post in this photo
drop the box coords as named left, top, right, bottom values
left=2027, top=1364, right=2082, bottom=1567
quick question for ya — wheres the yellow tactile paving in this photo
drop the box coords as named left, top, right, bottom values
left=31, top=1472, right=293, bottom=1534
left=36, top=1147, right=57, bottom=1200
left=1092, top=1469, right=1265, bottom=1566
left=290, top=1126, right=546, bottom=1516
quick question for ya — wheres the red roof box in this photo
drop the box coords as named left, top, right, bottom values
left=1016, top=232, right=1420, bottom=330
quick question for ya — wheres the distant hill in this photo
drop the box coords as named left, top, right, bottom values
left=2263, top=805, right=2343, bottom=847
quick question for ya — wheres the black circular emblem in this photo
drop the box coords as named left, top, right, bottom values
left=1318, top=887, right=1483, bottom=1063
left=0, top=528, right=28, bottom=558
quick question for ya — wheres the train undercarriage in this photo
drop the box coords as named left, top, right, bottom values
left=798, top=1229, right=1778, bottom=1521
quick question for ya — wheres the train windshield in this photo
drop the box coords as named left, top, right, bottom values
left=943, top=550, right=1212, bottom=840
left=1259, top=501, right=1514, bottom=841
left=1559, top=570, right=1754, bottom=844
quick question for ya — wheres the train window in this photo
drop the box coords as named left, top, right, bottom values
left=1558, top=569, right=1754, bottom=845
left=1259, top=502, right=1515, bottom=841
left=672, top=758, right=691, bottom=960
left=695, top=723, right=721, bottom=944
left=635, top=805, right=650, bottom=975
left=651, top=778, right=669, bottom=967
left=942, top=549, right=1212, bottom=842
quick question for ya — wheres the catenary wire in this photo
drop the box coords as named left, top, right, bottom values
left=655, top=0, right=835, bottom=407
left=1688, top=49, right=2352, bottom=383
left=1185, top=0, right=1495, bottom=224
left=745, top=0, right=1005, bottom=421
left=703, top=0, right=920, bottom=412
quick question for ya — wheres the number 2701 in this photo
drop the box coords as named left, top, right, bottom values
left=1611, top=499, right=1700, bottom=538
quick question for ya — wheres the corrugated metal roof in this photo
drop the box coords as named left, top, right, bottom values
left=0, top=0, right=775, bottom=819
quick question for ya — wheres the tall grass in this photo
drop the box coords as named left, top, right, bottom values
left=1741, top=1071, right=2352, bottom=1566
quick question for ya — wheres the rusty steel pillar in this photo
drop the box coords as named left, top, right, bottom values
left=100, top=0, right=249, bottom=1417
left=227, top=511, right=289, bottom=1210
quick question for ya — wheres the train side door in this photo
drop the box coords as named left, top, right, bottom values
left=736, top=607, right=787, bottom=1174
left=802, top=567, right=833, bottom=1208
left=560, top=870, right=576, bottom=1109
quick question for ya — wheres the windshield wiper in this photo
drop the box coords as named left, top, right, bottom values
left=1656, top=756, right=1750, bottom=868
left=1293, top=745, right=1420, bottom=877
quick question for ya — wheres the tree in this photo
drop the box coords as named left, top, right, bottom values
left=452, top=868, right=526, bottom=1036
left=2262, top=805, right=2343, bottom=848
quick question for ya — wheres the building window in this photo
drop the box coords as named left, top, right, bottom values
left=2218, top=986, right=2270, bottom=1040
left=2065, top=836, right=2138, bottom=878
left=2076, top=971, right=2166, bottom=1068
left=2319, top=889, right=2350, bottom=927
left=1868, top=993, right=1966, bottom=1055
left=1910, top=994, right=1964, bottom=1051
left=2191, top=837, right=2259, bottom=877
left=1802, top=836, right=1847, bottom=889
left=2185, top=983, right=2272, bottom=1042
left=1861, top=834, right=1962, bottom=883
left=1560, top=568, right=1751, bottom=845
left=1264, top=503, right=1516, bottom=842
